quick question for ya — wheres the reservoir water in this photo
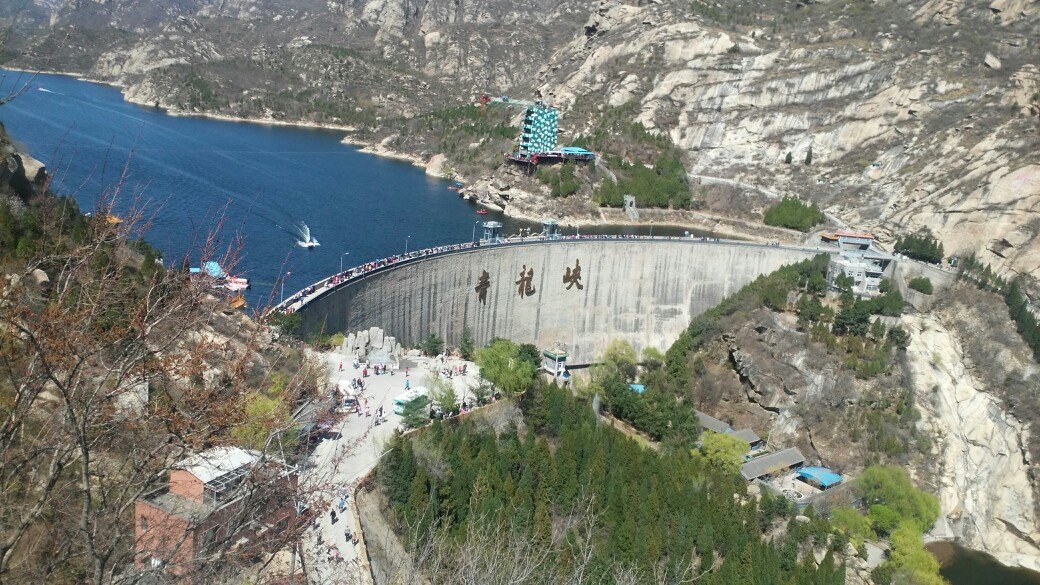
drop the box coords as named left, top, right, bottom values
left=0, top=70, right=680, bottom=307
left=928, top=542, right=1040, bottom=585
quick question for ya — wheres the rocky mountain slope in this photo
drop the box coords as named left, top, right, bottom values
left=5, top=0, right=1039, bottom=287
left=535, top=0, right=1039, bottom=279
left=683, top=275, right=1040, bottom=571
left=7, top=0, right=592, bottom=121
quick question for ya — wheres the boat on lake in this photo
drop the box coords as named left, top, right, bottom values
left=296, top=222, right=320, bottom=249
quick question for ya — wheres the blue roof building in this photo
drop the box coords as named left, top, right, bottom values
left=560, top=146, right=593, bottom=155
left=796, top=466, right=843, bottom=489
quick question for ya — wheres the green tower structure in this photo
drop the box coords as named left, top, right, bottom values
left=519, top=104, right=558, bottom=154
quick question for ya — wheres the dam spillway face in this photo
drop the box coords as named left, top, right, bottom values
left=296, top=240, right=822, bottom=364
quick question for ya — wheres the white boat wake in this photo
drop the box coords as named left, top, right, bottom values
left=295, top=221, right=319, bottom=248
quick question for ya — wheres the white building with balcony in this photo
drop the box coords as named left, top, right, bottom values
left=826, top=231, right=894, bottom=297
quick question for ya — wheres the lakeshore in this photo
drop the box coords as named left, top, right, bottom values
left=2, top=66, right=814, bottom=244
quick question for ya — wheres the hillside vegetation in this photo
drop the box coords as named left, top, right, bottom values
left=0, top=125, right=323, bottom=583
left=378, top=383, right=848, bottom=584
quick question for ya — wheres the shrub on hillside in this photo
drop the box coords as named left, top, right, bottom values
left=536, top=163, right=581, bottom=197
left=420, top=332, right=444, bottom=356
left=908, top=277, right=933, bottom=295
left=763, top=197, right=825, bottom=232
left=595, top=154, right=691, bottom=208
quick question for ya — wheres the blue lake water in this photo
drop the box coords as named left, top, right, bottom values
left=0, top=70, right=681, bottom=308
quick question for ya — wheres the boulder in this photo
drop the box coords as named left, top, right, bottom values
left=346, top=333, right=356, bottom=354
left=984, top=53, right=1002, bottom=70
left=385, top=336, right=397, bottom=354
left=31, top=268, right=50, bottom=290
left=114, top=380, right=149, bottom=415
left=369, top=326, right=384, bottom=349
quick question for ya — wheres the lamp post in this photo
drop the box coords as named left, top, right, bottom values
left=340, top=252, right=350, bottom=273
left=472, top=220, right=482, bottom=244
left=405, top=235, right=411, bottom=254
left=650, top=220, right=654, bottom=238
left=280, top=271, right=291, bottom=304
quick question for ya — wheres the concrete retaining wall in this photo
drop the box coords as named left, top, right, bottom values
left=892, top=259, right=957, bottom=312
left=297, top=240, right=825, bottom=364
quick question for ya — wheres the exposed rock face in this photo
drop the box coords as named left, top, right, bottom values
left=726, top=314, right=840, bottom=412
left=694, top=309, right=913, bottom=474
left=0, top=152, right=48, bottom=202
left=904, top=313, right=1040, bottom=571
left=344, top=326, right=400, bottom=360
left=532, top=0, right=1039, bottom=282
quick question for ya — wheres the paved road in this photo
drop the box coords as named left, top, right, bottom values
left=300, top=349, right=481, bottom=584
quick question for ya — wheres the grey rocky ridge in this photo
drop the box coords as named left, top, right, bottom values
left=3, top=0, right=1040, bottom=577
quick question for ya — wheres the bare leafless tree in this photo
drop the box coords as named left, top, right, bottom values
left=0, top=153, right=350, bottom=584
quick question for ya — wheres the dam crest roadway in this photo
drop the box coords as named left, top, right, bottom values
left=277, top=235, right=836, bottom=365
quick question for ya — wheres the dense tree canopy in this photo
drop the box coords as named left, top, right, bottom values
left=476, top=338, right=536, bottom=394
left=858, top=466, right=940, bottom=533
left=379, top=384, right=845, bottom=584
left=894, top=234, right=944, bottom=265
left=697, top=432, right=750, bottom=475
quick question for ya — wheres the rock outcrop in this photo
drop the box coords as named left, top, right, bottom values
left=343, top=326, right=399, bottom=360
left=685, top=299, right=1040, bottom=570
left=533, top=0, right=1040, bottom=282
left=905, top=313, right=1040, bottom=571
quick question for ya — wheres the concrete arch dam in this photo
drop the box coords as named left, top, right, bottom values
left=295, top=240, right=827, bottom=365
